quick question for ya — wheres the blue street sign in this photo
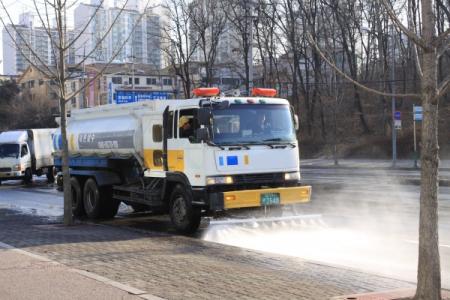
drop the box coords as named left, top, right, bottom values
left=414, top=106, right=423, bottom=121
left=114, top=91, right=170, bottom=104
left=394, top=111, right=401, bottom=120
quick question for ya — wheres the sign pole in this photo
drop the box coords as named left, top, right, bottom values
left=413, top=104, right=421, bottom=169
left=391, top=25, right=397, bottom=168
left=413, top=117, right=418, bottom=168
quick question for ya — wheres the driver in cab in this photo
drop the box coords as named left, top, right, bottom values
left=179, top=116, right=194, bottom=138
left=254, top=113, right=270, bottom=134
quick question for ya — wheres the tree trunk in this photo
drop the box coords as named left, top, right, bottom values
left=57, top=4, right=73, bottom=226
left=415, top=0, right=441, bottom=299
left=61, top=97, right=72, bottom=226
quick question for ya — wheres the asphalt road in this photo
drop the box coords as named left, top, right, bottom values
left=0, top=170, right=449, bottom=288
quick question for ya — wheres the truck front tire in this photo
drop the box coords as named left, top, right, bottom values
left=169, top=184, right=201, bottom=234
left=71, top=177, right=85, bottom=217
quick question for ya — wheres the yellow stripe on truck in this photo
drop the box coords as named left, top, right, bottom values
left=143, top=149, right=184, bottom=172
left=223, top=186, right=312, bottom=209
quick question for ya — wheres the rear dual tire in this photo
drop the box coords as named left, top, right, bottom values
left=70, top=177, right=119, bottom=220
left=71, top=177, right=85, bottom=217
left=83, top=178, right=119, bottom=219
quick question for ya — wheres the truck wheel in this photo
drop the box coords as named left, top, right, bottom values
left=23, top=168, right=32, bottom=184
left=83, top=178, right=103, bottom=219
left=99, top=186, right=120, bottom=219
left=46, top=167, right=55, bottom=184
left=169, top=184, right=201, bottom=234
left=70, top=177, right=85, bottom=217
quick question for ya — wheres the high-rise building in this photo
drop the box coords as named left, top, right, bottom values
left=2, top=13, right=58, bottom=75
left=73, top=1, right=161, bottom=69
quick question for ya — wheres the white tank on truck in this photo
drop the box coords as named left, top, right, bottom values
left=0, top=129, right=56, bottom=184
left=54, top=88, right=312, bottom=233
left=54, top=109, right=143, bottom=157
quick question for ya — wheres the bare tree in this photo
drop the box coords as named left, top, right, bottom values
left=307, top=0, right=450, bottom=298
left=161, top=0, right=200, bottom=98
left=222, top=0, right=256, bottom=96
left=189, top=0, right=227, bottom=87
left=0, top=0, right=153, bottom=225
left=254, top=0, right=282, bottom=89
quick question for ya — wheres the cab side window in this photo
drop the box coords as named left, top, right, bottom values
left=21, top=145, right=28, bottom=157
left=178, top=109, right=199, bottom=141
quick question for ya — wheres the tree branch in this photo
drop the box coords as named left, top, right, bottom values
left=379, top=0, right=429, bottom=50
left=306, top=31, right=421, bottom=99
left=32, top=0, right=59, bottom=51
left=64, top=0, right=106, bottom=51
left=435, top=27, right=450, bottom=48
left=437, top=74, right=450, bottom=98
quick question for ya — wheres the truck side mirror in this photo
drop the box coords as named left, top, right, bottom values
left=198, top=108, right=211, bottom=126
left=294, top=114, right=299, bottom=131
left=196, top=127, right=210, bottom=142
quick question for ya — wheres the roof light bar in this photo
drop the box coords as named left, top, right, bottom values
left=192, top=87, right=220, bottom=97
left=251, top=88, right=277, bottom=97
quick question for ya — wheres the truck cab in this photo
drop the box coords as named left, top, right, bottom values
left=0, top=132, right=32, bottom=183
left=0, top=130, right=55, bottom=185
left=156, top=94, right=310, bottom=231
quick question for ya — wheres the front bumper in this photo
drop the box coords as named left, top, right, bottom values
left=0, top=171, right=24, bottom=179
left=222, top=186, right=311, bottom=209
left=201, top=185, right=312, bottom=211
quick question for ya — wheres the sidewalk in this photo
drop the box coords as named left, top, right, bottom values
left=0, top=244, right=156, bottom=300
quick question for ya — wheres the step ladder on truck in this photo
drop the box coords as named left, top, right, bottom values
left=53, top=87, right=313, bottom=234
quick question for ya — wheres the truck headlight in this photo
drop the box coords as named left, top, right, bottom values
left=13, top=164, right=21, bottom=171
left=284, top=171, right=300, bottom=181
left=206, top=176, right=234, bottom=185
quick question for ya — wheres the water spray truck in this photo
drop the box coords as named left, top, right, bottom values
left=53, top=88, right=312, bottom=233
left=0, top=129, right=55, bottom=184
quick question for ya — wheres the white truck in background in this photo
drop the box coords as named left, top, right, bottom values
left=0, top=129, right=56, bottom=184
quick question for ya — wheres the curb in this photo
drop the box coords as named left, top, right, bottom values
left=0, top=241, right=165, bottom=300
left=305, top=178, right=450, bottom=187
left=302, top=165, right=450, bottom=172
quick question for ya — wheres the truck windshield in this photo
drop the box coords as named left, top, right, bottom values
left=0, top=143, right=20, bottom=158
left=211, top=104, right=295, bottom=145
